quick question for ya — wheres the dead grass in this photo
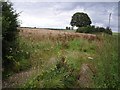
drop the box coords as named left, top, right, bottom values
left=19, top=27, right=98, bottom=42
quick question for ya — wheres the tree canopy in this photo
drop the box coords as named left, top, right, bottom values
left=70, top=12, right=92, bottom=27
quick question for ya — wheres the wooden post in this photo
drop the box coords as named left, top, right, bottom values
left=109, top=13, right=112, bottom=29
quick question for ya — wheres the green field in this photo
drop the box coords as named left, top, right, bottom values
left=3, top=29, right=119, bottom=88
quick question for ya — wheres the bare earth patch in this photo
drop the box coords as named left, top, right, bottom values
left=77, top=63, right=96, bottom=88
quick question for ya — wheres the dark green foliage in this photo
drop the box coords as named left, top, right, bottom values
left=68, top=27, right=70, bottom=30
left=70, top=12, right=91, bottom=27
left=66, top=26, right=69, bottom=30
left=76, top=25, right=94, bottom=33
left=66, top=26, right=68, bottom=30
left=105, top=27, right=112, bottom=35
left=2, top=2, right=19, bottom=72
left=76, top=25, right=112, bottom=35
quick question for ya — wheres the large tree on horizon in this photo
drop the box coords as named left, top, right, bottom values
left=70, top=12, right=92, bottom=28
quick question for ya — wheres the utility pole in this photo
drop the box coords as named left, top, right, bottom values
left=108, top=13, right=112, bottom=29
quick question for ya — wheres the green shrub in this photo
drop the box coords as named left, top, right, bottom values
left=105, top=27, right=112, bottom=35
left=76, top=26, right=112, bottom=35
left=2, top=1, right=20, bottom=77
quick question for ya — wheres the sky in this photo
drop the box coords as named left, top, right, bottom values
left=11, top=1, right=118, bottom=32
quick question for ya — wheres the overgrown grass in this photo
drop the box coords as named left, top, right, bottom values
left=22, top=33, right=119, bottom=88
left=3, top=30, right=119, bottom=88
left=17, top=34, right=95, bottom=88
left=93, top=34, right=119, bottom=88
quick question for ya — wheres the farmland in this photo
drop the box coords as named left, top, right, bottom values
left=2, top=27, right=119, bottom=88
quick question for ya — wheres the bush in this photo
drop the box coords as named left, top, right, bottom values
left=2, top=2, right=19, bottom=72
left=76, top=25, right=95, bottom=33
left=105, top=27, right=112, bottom=35
left=76, top=26, right=112, bottom=35
left=66, top=27, right=71, bottom=30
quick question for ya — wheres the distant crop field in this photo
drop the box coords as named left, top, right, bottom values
left=19, top=27, right=98, bottom=41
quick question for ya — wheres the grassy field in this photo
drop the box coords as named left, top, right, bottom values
left=3, top=28, right=119, bottom=88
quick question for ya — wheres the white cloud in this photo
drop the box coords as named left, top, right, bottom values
left=10, top=0, right=119, bottom=2
left=12, top=2, right=118, bottom=32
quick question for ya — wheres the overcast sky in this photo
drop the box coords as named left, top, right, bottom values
left=11, top=2, right=118, bottom=32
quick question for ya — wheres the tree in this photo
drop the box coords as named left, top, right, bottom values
left=68, top=27, right=70, bottom=30
left=66, top=26, right=68, bottom=30
left=105, top=27, right=112, bottom=35
left=2, top=1, right=19, bottom=70
left=70, top=12, right=91, bottom=27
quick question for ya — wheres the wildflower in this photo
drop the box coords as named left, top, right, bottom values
left=88, top=57, right=93, bottom=60
left=51, top=46, right=53, bottom=49
left=26, top=51, right=29, bottom=54
left=9, top=48, right=12, bottom=52
left=21, top=50, right=23, bottom=52
left=10, top=48, right=12, bottom=51
left=34, top=50, right=37, bottom=53
left=17, top=50, right=19, bottom=53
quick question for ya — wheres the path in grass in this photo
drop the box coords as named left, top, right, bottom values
left=3, top=68, right=38, bottom=88
left=2, top=57, right=57, bottom=88
left=77, top=63, right=96, bottom=88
